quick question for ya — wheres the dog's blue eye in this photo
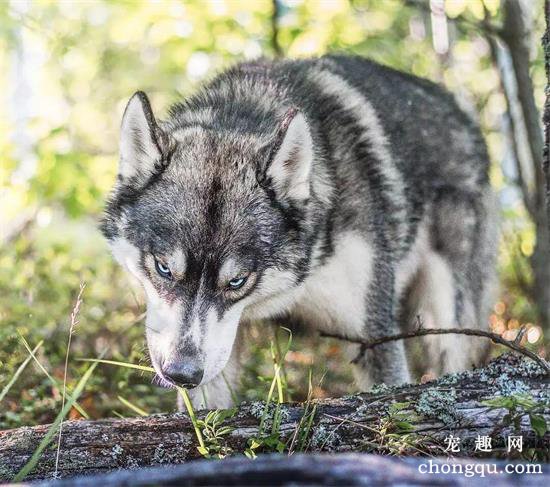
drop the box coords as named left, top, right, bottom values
left=228, top=276, right=247, bottom=290
left=155, top=259, right=172, bottom=279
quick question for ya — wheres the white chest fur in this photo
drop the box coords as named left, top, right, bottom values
left=290, top=232, right=374, bottom=336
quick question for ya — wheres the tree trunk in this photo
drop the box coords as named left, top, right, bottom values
left=501, top=0, right=550, bottom=332
left=271, top=0, right=282, bottom=57
left=544, top=0, right=550, bottom=229
left=1, top=354, right=548, bottom=483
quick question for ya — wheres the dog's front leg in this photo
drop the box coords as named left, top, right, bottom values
left=351, top=256, right=410, bottom=390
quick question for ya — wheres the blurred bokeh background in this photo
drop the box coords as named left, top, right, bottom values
left=0, top=0, right=548, bottom=428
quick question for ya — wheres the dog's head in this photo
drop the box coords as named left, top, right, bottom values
left=101, top=91, right=315, bottom=388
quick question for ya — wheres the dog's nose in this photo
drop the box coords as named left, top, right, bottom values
left=163, top=363, right=203, bottom=388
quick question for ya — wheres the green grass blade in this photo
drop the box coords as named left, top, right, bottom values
left=273, top=327, right=292, bottom=404
left=276, top=364, right=284, bottom=404
left=19, top=334, right=89, bottom=419
left=78, top=358, right=154, bottom=373
left=117, top=395, right=148, bottom=417
left=0, top=340, right=43, bottom=403
left=176, top=387, right=205, bottom=450
left=13, top=360, right=98, bottom=482
left=300, top=404, right=317, bottom=452
left=258, top=328, right=292, bottom=437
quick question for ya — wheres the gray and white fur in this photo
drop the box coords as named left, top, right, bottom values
left=101, top=55, right=498, bottom=409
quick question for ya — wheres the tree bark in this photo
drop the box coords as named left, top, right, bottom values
left=0, top=354, right=548, bottom=482
left=501, top=0, right=550, bottom=332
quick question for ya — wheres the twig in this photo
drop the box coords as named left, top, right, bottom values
left=54, top=282, right=86, bottom=478
left=322, top=413, right=438, bottom=458
left=513, top=326, right=527, bottom=346
left=321, top=327, right=550, bottom=374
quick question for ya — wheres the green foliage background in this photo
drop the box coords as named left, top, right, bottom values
left=0, top=0, right=546, bottom=428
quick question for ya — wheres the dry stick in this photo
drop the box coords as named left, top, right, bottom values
left=322, top=413, right=440, bottom=458
left=54, top=282, right=86, bottom=478
left=321, top=326, right=550, bottom=375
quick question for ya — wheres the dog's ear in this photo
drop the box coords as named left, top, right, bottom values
left=119, top=91, right=166, bottom=184
left=265, top=109, right=313, bottom=202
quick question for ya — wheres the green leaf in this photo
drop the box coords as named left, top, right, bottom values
left=217, top=407, right=237, bottom=421
left=482, top=394, right=538, bottom=412
left=389, top=401, right=410, bottom=412
left=394, top=421, right=414, bottom=432
left=530, top=414, right=547, bottom=437
left=249, top=439, right=262, bottom=449
left=482, top=397, right=514, bottom=408
left=514, top=395, right=537, bottom=410
left=217, top=426, right=234, bottom=436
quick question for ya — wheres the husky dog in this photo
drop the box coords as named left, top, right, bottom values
left=101, top=56, right=497, bottom=409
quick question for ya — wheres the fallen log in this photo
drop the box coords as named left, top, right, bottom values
left=0, top=354, right=548, bottom=482
left=34, top=453, right=550, bottom=487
